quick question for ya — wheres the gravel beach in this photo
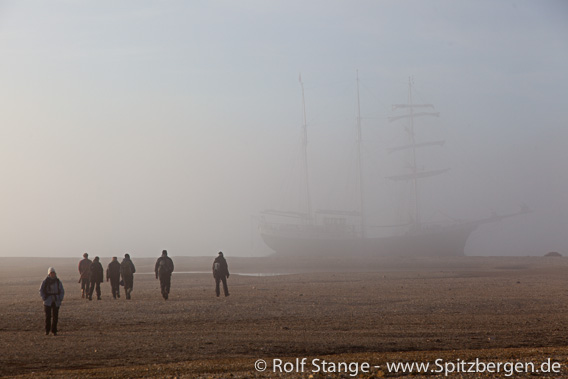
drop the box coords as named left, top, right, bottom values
left=1, top=255, right=568, bottom=378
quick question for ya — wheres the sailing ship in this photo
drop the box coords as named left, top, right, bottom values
left=259, top=74, right=527, bottom=256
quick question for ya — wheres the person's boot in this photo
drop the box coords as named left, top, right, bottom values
left=81, top=289, right=85, bottom=298
left=97, top=296, right=101, bottom=300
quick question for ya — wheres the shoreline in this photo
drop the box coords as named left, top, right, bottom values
left=1, top=256, right=567, bottom=377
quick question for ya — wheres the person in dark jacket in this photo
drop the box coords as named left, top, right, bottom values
left=120, top=253, right=136, bottom=300
left=155, top=250, right=174, bottom=300
left=78, top=252, right=92, bottom=299
left=88, top=256, right=104, bottom=301
left=39, top=267, right=65, bottom=335
left=106, top=256, right=121, bottom=299
left=212, top=251, right=230, bottom=297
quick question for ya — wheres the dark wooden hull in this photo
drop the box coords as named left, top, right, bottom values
left=260, top=221, right=481, bottom=257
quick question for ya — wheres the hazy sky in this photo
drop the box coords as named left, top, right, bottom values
left=0, top=0, right=566, bottom=257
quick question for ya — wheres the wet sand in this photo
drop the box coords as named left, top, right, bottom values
left=1, top=255, right=568, bottom=378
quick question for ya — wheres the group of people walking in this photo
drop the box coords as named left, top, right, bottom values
left=78, top=252, right=136, bottom=300
left=39, top=250, right=230, bottom=336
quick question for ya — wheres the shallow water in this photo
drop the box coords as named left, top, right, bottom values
left=137, top=271, right=288, bottom=276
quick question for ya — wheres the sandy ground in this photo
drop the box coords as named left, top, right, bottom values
left=1, top=255, right=568, bottom=378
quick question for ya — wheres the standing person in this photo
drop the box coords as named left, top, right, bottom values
left=155, top=250, right=174, bottom=300
left=120, top=253, right=136, bottom=300
left=78, top=252, right=92, bottom=298
left=88, top=256, right=104, bottom=301
left=39, top=267, right=65, bottom=336
left=212, top=251, right=230, bottom=297
left=106, top=257, right=121, bottom=299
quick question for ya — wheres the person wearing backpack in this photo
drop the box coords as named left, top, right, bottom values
left=39, top=267, right=65, bottom=335
left=88, top=256, right=104, bottom=301
left=212, top=251, right=230, bottom=297
left=120, top=253, right=136, bottom=300
left=155, top=250, right=174, bottom=300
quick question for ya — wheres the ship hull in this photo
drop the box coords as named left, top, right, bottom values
left=260, top=222, right=480, bottom=257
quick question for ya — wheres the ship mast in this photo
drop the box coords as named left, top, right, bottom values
left=299, top=74, right=312, bottom=223
left=388, top=77, right=446, bottom=229
left=356, top=70, right=366, bottom=237
left=407, top=78, right=420, bottom=226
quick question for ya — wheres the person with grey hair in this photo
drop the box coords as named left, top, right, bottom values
left=39, top=267, right=65, bottom=336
